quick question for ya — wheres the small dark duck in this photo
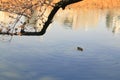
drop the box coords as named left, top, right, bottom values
left=77, top=47, right=83, bottom=51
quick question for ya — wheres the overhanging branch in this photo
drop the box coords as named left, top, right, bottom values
left=21, top=0, right=83, bottom=36
left=0, top=0, right=83, bottom=36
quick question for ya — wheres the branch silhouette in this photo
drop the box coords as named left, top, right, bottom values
left=21, top=0, right=83, bottom=36
left=0, top=0, right=83, bottom=36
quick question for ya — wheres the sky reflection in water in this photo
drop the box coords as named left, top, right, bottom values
left=0, top=9, right=120, bottom=80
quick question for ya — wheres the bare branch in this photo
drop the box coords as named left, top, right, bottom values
left=0, top=0, right=83, bottom=37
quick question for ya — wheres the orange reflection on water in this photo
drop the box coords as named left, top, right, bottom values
left=55, top=9, right=105, bottom=31
left=55, top=8, right=120, bottom=34
left=106, top=9, right=120, bottom=34
left=0, top=8, right=120, bottom=34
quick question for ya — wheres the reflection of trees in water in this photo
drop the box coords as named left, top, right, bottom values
left=0, top=0, right=83, bottom=42
left=0, top=8, right=50, bottom=35
left=55, top=9, right=101, bottom=30
left=106, top=12, right=113, bottom=29
left=106, top=9, right=120, bottom=34
left=64, top=17, right=73, bottom=28
left=0, top=0, right=56, bottom=35
left=0, top=0, right=53, bottom=42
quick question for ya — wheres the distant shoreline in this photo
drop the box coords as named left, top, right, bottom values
left=0, top=0, right=120, bottom=12
left=67, top=0, right=120, bottom=9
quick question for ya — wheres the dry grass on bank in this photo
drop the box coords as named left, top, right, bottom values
left=1, top=0, right=120, bottom=9
left=68, top=0, right=120, bottom=9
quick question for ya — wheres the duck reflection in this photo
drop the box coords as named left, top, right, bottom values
left=106, top=9, right=120, bottom=34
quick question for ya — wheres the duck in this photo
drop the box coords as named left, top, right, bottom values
left=77, top=47, right=83, bottom=51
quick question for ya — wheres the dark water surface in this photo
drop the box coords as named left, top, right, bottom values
left=0, top=9, right=120, bottom=80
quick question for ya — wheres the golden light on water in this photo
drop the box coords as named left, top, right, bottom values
left=0, top=0, right=120, bottom=34
left=55, top=9, right=103, bottom=30
left=1, top=8, right=120, bottom=34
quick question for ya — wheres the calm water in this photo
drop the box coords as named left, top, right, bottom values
left=0, top=9, right=120, bottom=80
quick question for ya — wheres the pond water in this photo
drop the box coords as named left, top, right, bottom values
left=0, top=9, right=120, bottom=80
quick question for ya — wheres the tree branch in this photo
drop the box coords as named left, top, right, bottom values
left=0, top=0, right=82, bottom=36
left=21, top=0, right=83, bottom=36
